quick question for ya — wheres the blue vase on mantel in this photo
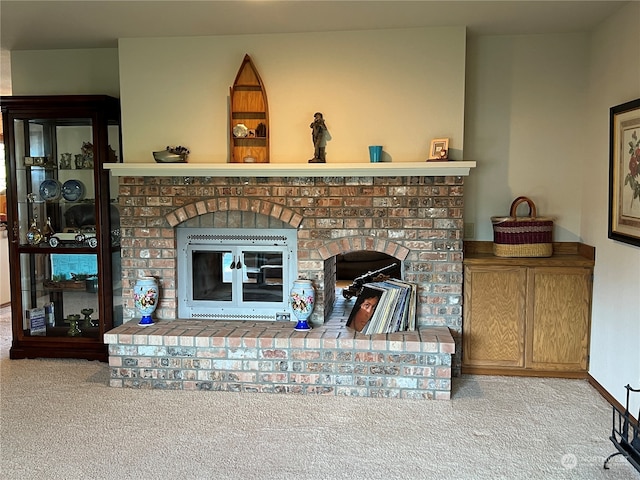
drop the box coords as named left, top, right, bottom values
left=290, top=279, right=315, bottom=331
left=133, top=276, right=159, bottom=326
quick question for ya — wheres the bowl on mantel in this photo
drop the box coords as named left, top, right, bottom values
left=153, top=151, right=188, bottom=163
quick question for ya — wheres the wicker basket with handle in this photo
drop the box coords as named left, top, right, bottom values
left=491, top=196, right=554, bottom=257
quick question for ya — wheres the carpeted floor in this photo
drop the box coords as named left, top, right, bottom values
left=1, top=304, right=638, bottom=480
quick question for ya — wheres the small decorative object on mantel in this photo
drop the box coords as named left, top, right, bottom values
left=153, top=145, right=190, bottom=163
left=491, top=196, right=554, bottom=257
left=229, top=54, right=270, bottom=163
left=308, top=112, right=328, bottom=163
left=428, top=138, right=449, bottom=161
left=368, top=145, right=383, bottom=163
left=290, top=279, right=315, bottom=331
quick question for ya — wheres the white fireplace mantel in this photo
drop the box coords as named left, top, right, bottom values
left=105, top=161, right=476, bottom=178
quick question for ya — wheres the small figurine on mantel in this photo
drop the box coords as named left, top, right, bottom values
left=308, top=112, right=327, bottom=163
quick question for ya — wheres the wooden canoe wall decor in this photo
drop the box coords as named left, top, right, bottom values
left=229, top=54, right=269, bottom=163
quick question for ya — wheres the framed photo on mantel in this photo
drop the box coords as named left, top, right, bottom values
left=428, top=138, right=449, bottom=161
left=609, top=98, right=640, bottom=247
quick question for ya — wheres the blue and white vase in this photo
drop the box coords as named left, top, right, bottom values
left=133, top=276, right=159, bottom=326
left=290, top=279, right=315, bottom=331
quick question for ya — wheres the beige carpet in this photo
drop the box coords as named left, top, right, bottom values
left=1, top=305, right=638, bottom=480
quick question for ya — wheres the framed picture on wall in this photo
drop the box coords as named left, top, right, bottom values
left=609, top=98, right=640, bottom=247
left=428, top=138, right=449, bottom=161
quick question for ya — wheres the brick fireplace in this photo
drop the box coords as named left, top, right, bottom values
left=104, top=162, right=474, bottom=398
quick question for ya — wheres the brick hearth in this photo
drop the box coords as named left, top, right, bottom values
left=105, top=295, right=455, bottom=399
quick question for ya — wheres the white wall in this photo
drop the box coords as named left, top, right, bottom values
left=464, top=33, right=589, bottom=242
left=584, top=1, right=640, bottom=415
left=117, top=27, right=466, bottom=164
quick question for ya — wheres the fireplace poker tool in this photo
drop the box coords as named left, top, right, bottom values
left=342, top=263, right=398, bottom=300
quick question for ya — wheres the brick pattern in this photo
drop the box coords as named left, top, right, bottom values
left=117, top=175, right=465, bottom=336
left=111, top=175, right=464, bottom=396
left=105, top=318, right=454, bottom=399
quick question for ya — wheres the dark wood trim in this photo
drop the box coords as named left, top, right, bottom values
left=577, top=243, right=596, bottom=261
left=589, top=374, right=638, bottom=426
left=9, top=343, right=108, bottom=362
left=462, top=366, right=588, bottom=379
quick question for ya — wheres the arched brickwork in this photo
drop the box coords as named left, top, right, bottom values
left=164, top=198, right=303, bottom=228
left=318, top=237, right=410, bottom=261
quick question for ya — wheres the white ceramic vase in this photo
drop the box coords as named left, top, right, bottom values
left=133, top=276, right=159, bottom=326
left=290, top=279, right=314, bottom=331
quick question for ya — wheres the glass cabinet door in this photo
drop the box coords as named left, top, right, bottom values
left=15, top=117, right=100, bottom=338
left=19, top=252, right=101, bottom=337
left=16, top=118, right=97, bottom=246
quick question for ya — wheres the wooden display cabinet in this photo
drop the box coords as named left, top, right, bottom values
left=462, top=241, right=595, bottom=378
left=1, top=95, right=123, bottom=361
left=229, top=54, right=269, bottom=163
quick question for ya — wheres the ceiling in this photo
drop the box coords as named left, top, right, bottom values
left=0, top=0, right=629, bottom=95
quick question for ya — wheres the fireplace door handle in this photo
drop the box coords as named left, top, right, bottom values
left=229, top=256, right=243, bottom=269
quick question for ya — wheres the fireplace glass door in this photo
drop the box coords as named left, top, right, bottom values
left=240, top=250, right=284, bottom=302
left=192, top=248, right=284, bottom=304
left=178, top=228, right=297, bottom=321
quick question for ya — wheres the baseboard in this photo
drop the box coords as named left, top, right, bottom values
left=588, top=374, right=638, bottom=426
left=461, top=366, right=588, bottom=379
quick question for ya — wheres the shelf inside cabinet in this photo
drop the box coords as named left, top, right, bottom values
left=26, top=325, right=100, bottom=339
left=231, top=112, right=267, bottom=119
left=18, top=245, right=100, bottom=254
left=232, top=138, right=267, bottom=146
left=43, top=279, right=90, bottom=291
